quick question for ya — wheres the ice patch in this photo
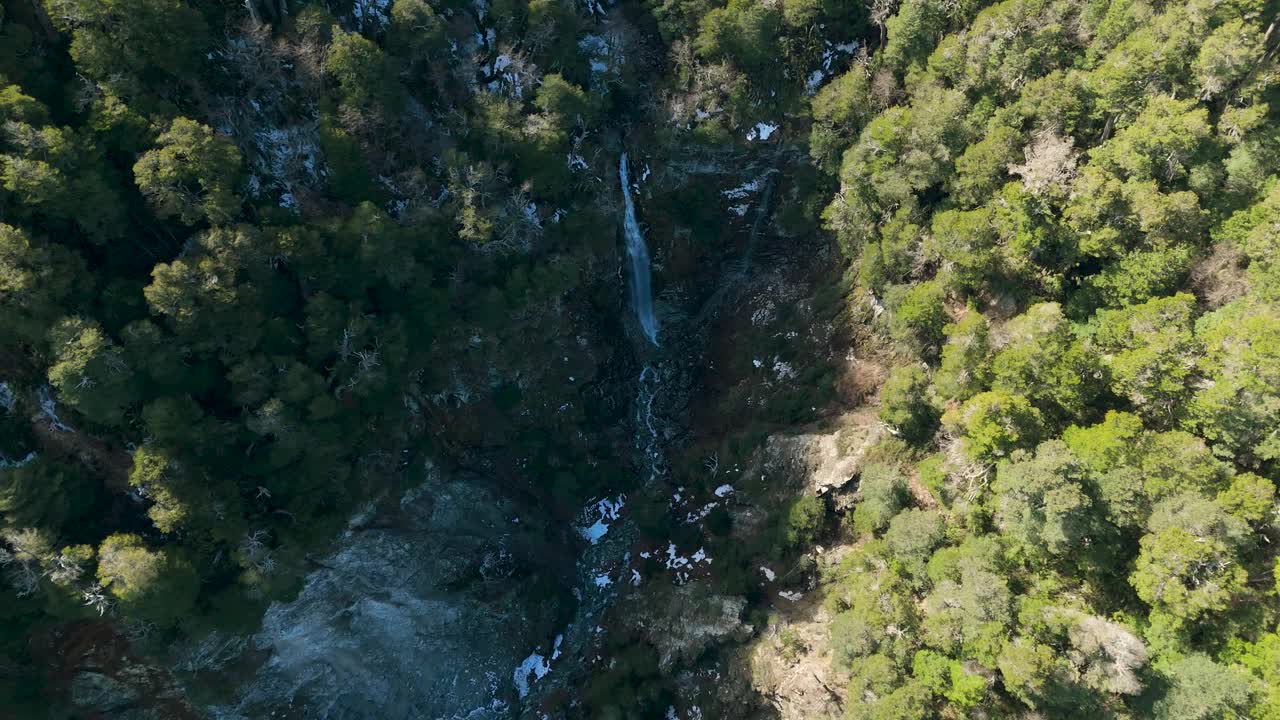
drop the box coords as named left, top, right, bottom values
left=714, top=484, right=734, bottom=498
left=747, top=122, right=779, bottom=142
left=578, top=495, right=625, bottom=544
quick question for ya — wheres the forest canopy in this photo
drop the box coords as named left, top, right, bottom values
left=0, top=0, right=1278, bottom=717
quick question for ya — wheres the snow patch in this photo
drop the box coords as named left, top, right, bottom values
left=779, top=590, right=804, bottom=602
left=594, top=573, right=612, bottom=587
left=578, top=495, right=625, bottom=544
left=759, top=566, right=776, bottom=582
left=722, top=179, right=762, bottom=200
left=0, top=383, right=13, bottom=411
left=746, top=122, right=779, bottom=142
left=513, top=652, right=551, bottom=698
left=713, top=484, right=735, bottom=498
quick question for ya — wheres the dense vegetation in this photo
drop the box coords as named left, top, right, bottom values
left=1, top=0, right=1278, bottom=717
left=815, top=0, right=1280, bottom=718
left=0, top=0, right=644, bottom=712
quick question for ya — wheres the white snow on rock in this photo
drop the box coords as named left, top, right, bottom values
left=513, top=652, right=551, bottom=698
left=806, top=69, right=826, bottom=94
left=684, top=501, right=718, bottom=524
left=664, top=543, right=690, bottom=569
left=578, top=495, right=625, bottom=544
left=714, top=484, right=734, bottom=498
left=594, top=573, right=612, bottom=587
left=772, top=357, right=797, bottom=381
left=0, top=383, right=13, bottom=411
left=747, top=122, right=779, bottom=142
left=691, top=547, right=710, bottom=564
left=759, top=566, right=776, bottom=582
left=630, top=570, right=642, bottom=586
left=722, top=179, right=762, bottom=200
left=579, top=35, right=612, bottom=75
left=728, top=204, right=749, bottom=217
left=779, top=590, right=804, bottom=602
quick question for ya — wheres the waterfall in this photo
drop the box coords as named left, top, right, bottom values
left=619, top=153, right=660, bottom=346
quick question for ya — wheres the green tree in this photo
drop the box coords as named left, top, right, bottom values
left=992, top=440, right=1097, bottom=561
left=935, top=311, right=991, bottom=402
left=851, top=462, right=909, bottom=535
left=944, top=391, right=1044, bottom=464
left=990, top=303, right=1103, bottom=422
left=96, top=533, right=197, bottom=626
left=46, top=317, right=135, bottom=427
left=0, top=224, right=87, bottom=344
left=44, top=0, right=210, bottom=89
left=133, top=118, right=242, bottom=225
left=324, top=29, right=404, bottom=112
left=883, top=509, right=945, bottom=588
left=887, top=279, right=948, bottom=357
left=878, top=365, right=938, bottom=444
left=1130, top=526, right=1247, bottom=620
left=1093, top=294, right=1202, bottom=422
left=1153, top=654, right=1257, bottom=720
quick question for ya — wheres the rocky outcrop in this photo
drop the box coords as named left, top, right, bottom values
left=194, top=463, right=571, bottom=720
left=762, top=409, right=888, bottom=496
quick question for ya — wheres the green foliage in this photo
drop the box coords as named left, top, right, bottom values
left=991, top=440, right=1097, bottom=561
left=851, top=463, right=909, bottom=535
left=46, top=317, right=136, bottom=427
left=784, top=495, right=826, bottom=548
left=878, top=365, right=938, bottom=444
left=324, top=29, right=404, bottom=112
left=945, top=391, right=1044, bottom=463
left=887, top=280, right=947, bottom=357
left=989, top=303, right=1103, bottom=422
left=133, top=118, right=242, bottom=225
left=1131, top=526, right=1248, bottom=620
left=0, top=224, right=87, bottom=344
left=1153, top=654, right=1258, bottom=720
left=935, top=310, right=991, bottom=402
left=0, top=458, right=90, bottom=533
left=1093, top=294, right=1201, bottom=422
left=96, top=533, right=197, bottom=626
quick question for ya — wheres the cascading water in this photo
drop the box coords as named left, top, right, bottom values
left=619, top=152, right=660, bottom=346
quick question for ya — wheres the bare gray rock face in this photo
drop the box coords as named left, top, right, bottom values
left=203, top=464, right=570, bottom=720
